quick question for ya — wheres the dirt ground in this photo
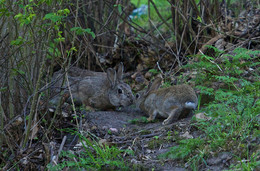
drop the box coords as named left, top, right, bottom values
left=73, top=107, right=233, bottom=171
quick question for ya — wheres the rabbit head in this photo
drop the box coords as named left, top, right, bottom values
left=135, top=77, right=162, bottom=110
left=106, top=63, right=134, bottom=107
left=135, top=77, right=198, bottom=125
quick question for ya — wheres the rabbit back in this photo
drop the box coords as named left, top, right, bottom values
left=67, top=67, right=106, bottom=77
left=144, top=84, right=197, bottom=108
left=50, top=63, right=134, bottom=110
left=71, top=76, right=134, bottom=109
left=140, top=84, right=197, bottom=124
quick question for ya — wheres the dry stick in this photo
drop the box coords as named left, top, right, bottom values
left=184, top=22, right=214, bottom=56
left=149, top=0, right=181, bottom=62
left=65, top=74, right=79, bottom=128
left=177, top=0, right=189, bottom=57
left=103, top=0, right=156, bottom=34
left=150, top=20, right=179, bottom=72
left=22, top=60, right=45, bottom=148
left=144, top=16, right=172, bottom=39
left=3, top=131, right=16, bottom=155
left=89, top=1, right=178, bottom=60
left=45, top=89, right=67, bottom=142
left=67, top=6, right=106, bottom=72
left=8, top=60, right=15, bottom=119
left=170, top=2, right=196, bottom=55
left=5, top=147, right=42, bottom=170
left=54, top=135, right=67, bottom=164
left=169, top=1, right=197, bottom=37
left=178, top=23, right=187, bottom=57
left=29, top=95, right=42, bottom=147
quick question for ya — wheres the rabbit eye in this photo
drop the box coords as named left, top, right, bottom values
left=135, top=93, right=140, bottom=99
left=118, top=88, right=123, bottom=94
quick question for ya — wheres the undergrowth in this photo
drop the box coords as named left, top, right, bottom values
left=47, top=129, right=130, bottom=170
left=161, top=47, right=260, bottom=170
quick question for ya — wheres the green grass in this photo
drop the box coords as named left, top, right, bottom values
left=161, top=47, right=260, bottom=170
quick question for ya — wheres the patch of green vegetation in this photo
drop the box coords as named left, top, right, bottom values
left=148, top=136, right=166, bottom=149
left=140, top=129, right=151, bottom=135
left=129, top=116, right=149, bottom=124
left=47, top=129, right=129, bottom=170
left=148, top=69, right=159, bottom=74
left=130, top=0, right=172, bottom=36
left=229, top=151, right=260, bottom=170
left=161, top=47, right=260, bottom=170
left=160, top=138, right=206, bottom=159
left=131, top=0, right=147, bottom=7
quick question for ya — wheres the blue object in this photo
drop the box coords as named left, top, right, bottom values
left=129, top=5, right=148, bottom=19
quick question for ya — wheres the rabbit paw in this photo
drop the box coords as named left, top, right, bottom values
left=147, top=117, right=153, bottom=122
left=162, top=119, right=170, bottom=125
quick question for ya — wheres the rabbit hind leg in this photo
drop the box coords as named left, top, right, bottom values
left=162, top=107, right=183, bottom=125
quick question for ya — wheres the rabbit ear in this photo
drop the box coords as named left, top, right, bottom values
left=107, top=68, right=117, bottom=88
left=116, top=62, right=124, bottom=81
left=145, top=77, right=162, bottom=96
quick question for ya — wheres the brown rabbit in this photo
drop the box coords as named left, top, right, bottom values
left=53, top=66, right=106, bottom=78
left=51, top=63, right=134, bottom=110
left=135, top=77, right=198, bottom=125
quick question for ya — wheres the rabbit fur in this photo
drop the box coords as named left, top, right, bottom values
left=53, top=66, right=106, bottom=78
left=135, top=77, right=198, bottom=125
left=51, top=63, right=134, bottom=110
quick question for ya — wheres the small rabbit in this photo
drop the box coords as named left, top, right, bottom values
left=51, top=63, right=134, bottom=110
left=135, top=77, right=198, bottom=125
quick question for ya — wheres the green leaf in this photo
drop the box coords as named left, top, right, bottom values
left=44, top=13, right=64, bottom=22
left=14, top=13, right=23, bottom=19
left=63, top=8, right=70, bottom=15
left=114, top=4, right=122, bottom=13
left=0, top=87, right=7, bottom=92
left=12, top=68, right=25, bottom=75
left=11, top=36, right=24, bottom=46
left=70, top=27, right=95, bottom=38
left=0, top=8, right=10, bottom=17
left=148, top=69, right=159, bottom=74
left=197, top=16, right=202, bottom=22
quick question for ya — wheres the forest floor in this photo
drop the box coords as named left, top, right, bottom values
left=73, top=107, right=233, bottom=170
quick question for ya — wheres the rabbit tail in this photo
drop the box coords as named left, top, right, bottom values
left=185, top=101, right=197, bottom=109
